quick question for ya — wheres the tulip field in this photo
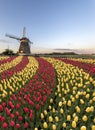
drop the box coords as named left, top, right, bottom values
left=0, top=56, right=95, bottom=130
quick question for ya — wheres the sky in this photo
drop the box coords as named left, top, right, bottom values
left=0, top=0, right=95, bottom=53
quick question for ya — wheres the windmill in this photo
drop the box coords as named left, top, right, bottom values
left=5, top=27, right=33, bottom=55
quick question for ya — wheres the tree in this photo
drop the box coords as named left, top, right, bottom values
left=2, top=49, right=15, bottom=55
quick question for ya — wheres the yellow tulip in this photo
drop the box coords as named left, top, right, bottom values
left=58, top=101, right=63, bottom=107
left=60, top=108, right=64, bottom=114
left=73, top=113, right=76, bottom=118
left=89, top=100, right=93, bottom=104
left=67, top=115, right=71, bottom=121
left=80, top=99, right=84, bottom=104
left=62, top=122, right=66, bottom=128
left=63, top=100, right=66, bottom=105
left=83, top=91, right=86, bottom=95
left=55, top=116, right=59, bottom=122
left=34, top=128, right=38, bottom=130
left=93, top=118, right=95, bottom=123
left=93, top=97, right=95, bottom=101
left=75, top=94, right=79, bottom=99
left=82, top=115, right=88, bottom=122
left=44, top=110, right=47, bottom=115
left=80, top=126, right=87, bottom=130
left=93, top=92, right=95, bottom=96
left=72, top=121, right=76, bottom=128
left=52, top=108, right=56, bottom=113
left=52, top=124, right=56, bottom=130
left=48, top=116, right=53, bottom=122
left=72, top=97, right=75, bottom=102
left=85, top=107, right=90, bottom=113
left=43, top=122, right=48, bottom=129
left=76, top=106, right=81, bottom=113
left=49, top=105, right=52, bottom=110
left=58, top=93, right=62, bottom=97
left=74, top=116, right=78, bottom=122
left=50, top=98, right=53, bottom=103
left=67, top=100, right=71, bottom=106
left=85, top=94, right=90, bottom=99
left=92, top=125, right=95, bottom=130
left=90, top=106, right=94, bottom=112
left=40, top=113, right=44, bottom=119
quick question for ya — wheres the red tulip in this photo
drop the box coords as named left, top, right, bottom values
left=28, top=100, right=34, bottom=106
left=11, top=104, right=14, bottom=109
left=36, top=104, right=40, bottom=110
left=1, top=116, right=5, bottom=122
left=8, top=101, right=13, bottom=106
left=30, top=109, right=33, bottom=113
left=29, top=113, right=33, bottom=119
left=43, top=95, right=47, bottom=102
left=16, top=103, right=20, bottom=109
left=24, top=122, right=29, bottom=128
left=18, top=116, right=23, bottom=121
left=10, top=120, right=15, bottom=127
left=23, top=107, right=29, bottom=113
left=0, top=115, right=3, bottom=121
left=2, top=122, right=8, bottom=129
left=15, top=111, right=19, bottom=116
left=2, top=102, right=6, bottom=107
left=10, top=113, right=14, bottom=119
left=0, top=105, right=3, bottom=111
left=16, top=123, right=20, bottom=129
left=5, top=107, right=10, bottom=115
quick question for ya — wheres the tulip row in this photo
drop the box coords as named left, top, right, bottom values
left=66, top=57, right=95, bottom=64
left=33, top=57, right=95, bottom=130
left=0, top=56, right=16, bottom=66
left=0, top=56, right=38, bottom=101
left=59, top=58, right=95, bottom=76
left=0, top=56, right=29, bottom=80
left=0, top=56, right=22, bottom=74
left=0, top=57, right=56, bottom=129
left=0, top=56, right=9, bottom=61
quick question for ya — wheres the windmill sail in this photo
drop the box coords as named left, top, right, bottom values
left=6, top=34, right=20, bottom=40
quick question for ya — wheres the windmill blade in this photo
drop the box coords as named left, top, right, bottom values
left=5, top=34, right=20, bottom=40
left=22, top=27, right=26, bottom=37
left=29, top=41, right=33, bottom=44
left=28, top=39, right=33, bottom=44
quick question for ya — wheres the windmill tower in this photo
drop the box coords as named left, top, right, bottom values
left=6, top=27, right=33, bottom=55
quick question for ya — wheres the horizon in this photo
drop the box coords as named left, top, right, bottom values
left=0, top=47, right=95, bottom=55
left=0, top=0, right=95, bottom=53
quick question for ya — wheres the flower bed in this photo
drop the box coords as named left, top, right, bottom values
left=0, top=56, right=22, bottom=74
left=0, top=57, right=56, bottom=129
left=0, top=56, right=9, bottom=61
left=0, top=56, right=95, bottom=130
left=0, top=57, right=38, bottom=101
left=0, top=56, right=16, bottom=66
left=39, top=57, right=95, bottom=130
left=58, top=58, right=95, bottom=76
left=67, top=57, right=95, bottom=64
left=0, top=56, right=29, bottom=79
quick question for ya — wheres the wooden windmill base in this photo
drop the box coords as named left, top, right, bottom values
left=18, top=42, right=31, bottom=55
left=18, top=38, right=31, bottom=55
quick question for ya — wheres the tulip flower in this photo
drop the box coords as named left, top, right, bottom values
left=2, top=122, right=8, bottom=129
left=0, top=105, right=3, bottom=111
left=16, top=123, right=21, bottom=129
left=43, top=122, right=48, bottom=129
left=10, top=120, right=15, bottom=127
left=24, top=122, right=29, bottom=128
left=80, top=126, right=87, bottom=130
